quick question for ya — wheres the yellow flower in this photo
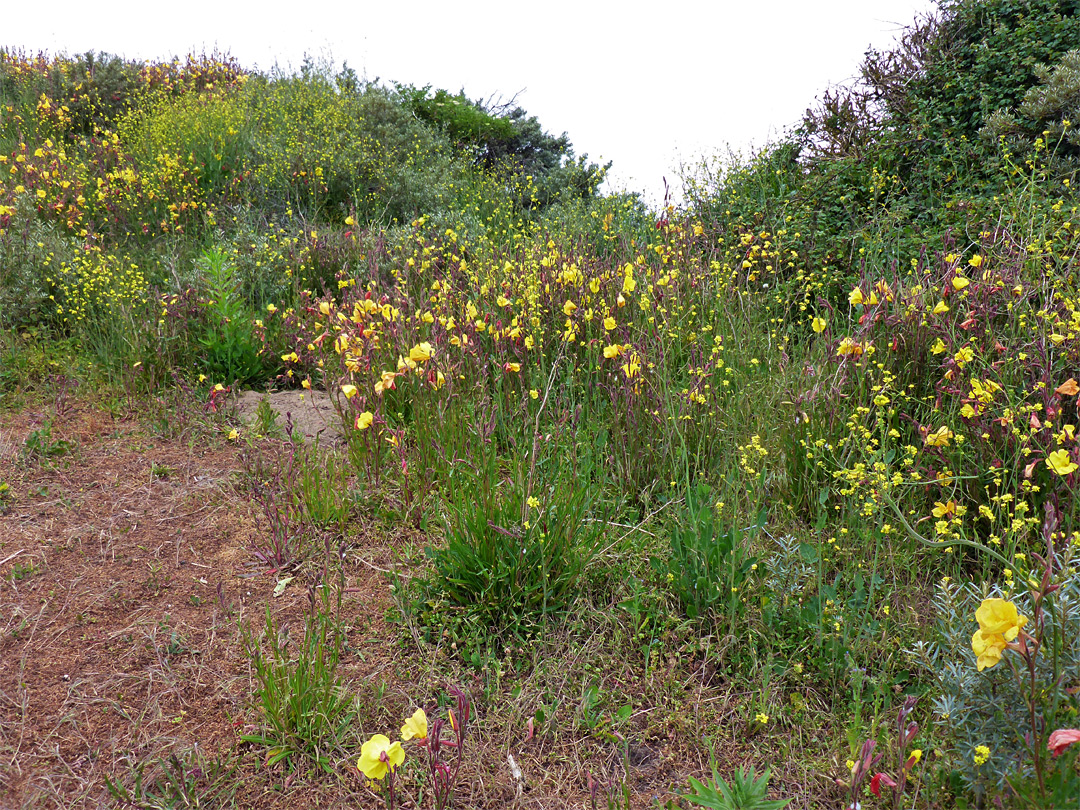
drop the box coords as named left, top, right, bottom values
left=355, top=411, right=374, bottom=430
left=603, top=343, right=626, bottom=359
left=968, top=254, right=984, bottom=268
left=931, top=338, right=946, bottom=355
left=932, top=500, right=956, bottom=518
left=401, top=708, right=428, bottom=742
left=973, top=745, right=990, bottom=766
left=604, top=316, right=617, bottom=331
left=227, top=429, right=239, bottom=441
left=562, top=300, right=578, bottom=316
left=504, top=362, right=521, bottom=373
left=952, top=275, right=970, bottom=291
left=849, top=287, right=864, bottom=306
left=972, top=629, right=1007, bottom=671
left=932, top=300, right=950, bottom=315
left=924, top=426, right=954, bottom=447
left=341, top=384, right=358, bottom=399
left=529, top=389, right=539, bottom=399
left=972, top=598, right=1027, bottom=671
left=409, top=342, right=433, bottom=363
left=1047, top=449, right=1078, bottom=476
left=622, top=353, right=641, bottom=379
left=357, top=735, right=405, bottom=780
left=811, top=316, right=826, bottom=333
left=755, top=713, right=769, bottom=724
left=302, top=378, right=312, bottom=390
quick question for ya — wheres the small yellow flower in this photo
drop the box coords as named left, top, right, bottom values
left=849, top=287, right=864, bottom=306
left=604, top=316, right=617, bottom=331
left=529, top=389, right=539, bottom=400
left=341, top=384, right=358, bottom=399
left=603, top=343, right=626, bottom=359
left=355, top=411, right=374, bottom=430
left=755, top=712, right=769, bottom=724
left=811, top=316, right=826, bottom=333
left=357, top=735, right=405, bottom=780
left=401, top=708, right=428, bottom=742
left=952, top=275, right=969, bottom=291
left=932, top=300, right=950, bottom=315
left=227, top=429, right=239, bottom=441
left=973, top=745, right=990, bottom=766
left=562, top=300, right=578, bottom=316
left=972, top=598, right=1027, bottom=671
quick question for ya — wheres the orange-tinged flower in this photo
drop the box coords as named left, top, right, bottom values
left=1048, top=729, right=1080, bottom=757
left=401, top=708, right=428, bottom=742
left=1055, top=378, right=1080, bottom=396
left=357, top=734, right=404, bottom=780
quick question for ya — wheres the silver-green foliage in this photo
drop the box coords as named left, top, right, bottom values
left=908, top=576, right=1080, bottom=801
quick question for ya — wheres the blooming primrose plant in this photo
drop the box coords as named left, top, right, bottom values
left=356, top=686, right=471, bottom=810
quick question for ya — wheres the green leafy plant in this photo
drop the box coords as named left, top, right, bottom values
left=104, top=748, right=239, bottom=809
left=657, top=482, right=762, bottom=622
left=241, top=582, right=358, bottom=774
left=416, top=448, right=605, bottom=650
left=680, top=762, right=790, bottom=810
left=195, top=244, right=268, bottom=386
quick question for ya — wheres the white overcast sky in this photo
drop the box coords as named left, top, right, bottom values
left=8, top=0, right=938, bottom=205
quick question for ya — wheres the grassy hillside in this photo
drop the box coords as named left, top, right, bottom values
left=2, top=2, right=1079, bottom=808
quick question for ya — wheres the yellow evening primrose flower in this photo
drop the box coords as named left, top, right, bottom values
left=341, top=384, right=358, bottom=399
left=622, top=353, right=641, bottom=379
left=972, top=628, right=1008, bottom=671
left=812, top=316, right=827, bottom=333
left=1047, top=449, right=1079, bottom=476
left=604, top=316, right=617, bottom=331
left=562, top=300, right=578, bottom=316
left=504, top=362, right=521, bottom=373
left=357, top=735, right=405, bottom=780
left=972, top=598, right=1027, bottom=671
left=409, top=342, right=433, bottom=363
left=925, top=426, right=954, bottom=447
left=603, top=343, right=626, bottom=359
left=849, top=287, right=864, bottom=306
left=529, top=389, right=539, bottom=399
left=932, top=300, right=950, bottom=315
left=968, top=254, right=984, bottom=268
left=227, top=429, right=239, bottom=441
left=952, top=275, right=970, bottom=291
left=401, top=708, right=428, bottom=742
left=302, top=378, right=311, bottom=390
left=931, top=338, right=946, bottom=355
left=355, top=411, right=374, bottom=430
left=976, top=598, right=1026, bottom=640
